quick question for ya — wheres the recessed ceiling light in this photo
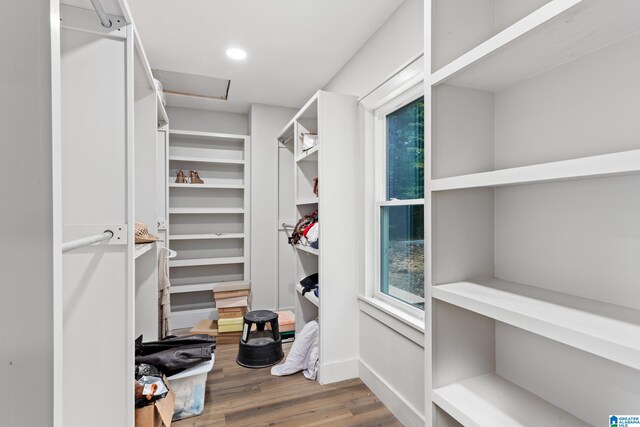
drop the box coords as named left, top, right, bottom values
left=226, top=48, right=247, bottom=60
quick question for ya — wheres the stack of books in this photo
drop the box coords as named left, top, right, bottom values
left=275, top=310, right=295, bottom=342
left=214, top=289, right=250, bottom=344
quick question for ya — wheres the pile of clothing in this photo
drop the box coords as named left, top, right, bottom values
left=134, top=334, right=216, bottom=409
left=291, top=209, right=319, bottom=249
left=300, top=273, right=319, bottom=298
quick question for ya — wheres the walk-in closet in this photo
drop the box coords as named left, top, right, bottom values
left=3, top=0, right=639, bottom=426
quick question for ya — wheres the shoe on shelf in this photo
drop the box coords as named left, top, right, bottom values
left=190, top=170, right=204, bottom=184
left=175, top=169, right=187, bottom=184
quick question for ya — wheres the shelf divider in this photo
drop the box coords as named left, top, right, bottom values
left=431, top=0, right=640, bottom=91
left=433, top=373, right=589, bottom=427
left=169, top=256, right=245, bottom=268
left=296, top=283, right=319, bottom=307
left=433, top=278, right=640, bottom=370
left=169, top=280, right=250, bottom=294
left=169, top=207, right=244, bottom=215
left=169, top=233, right=244, bottom=241
left=431, top=149, right=640, bottom=191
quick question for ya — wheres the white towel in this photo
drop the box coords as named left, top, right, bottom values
left=157, top=246, right=172, bottom=338
left=270, top=320, right=319, bottom=380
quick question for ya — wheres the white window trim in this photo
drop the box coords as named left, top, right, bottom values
left=359, top=54, right=425, bottom=324
left=372, top=83, right=425, bottom=319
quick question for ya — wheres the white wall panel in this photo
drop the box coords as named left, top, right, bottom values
left=0, top=0, right=55, bottom=425
left=249, top=104, right=297, bottom=310
left=324, top=0, right=423, bottom=98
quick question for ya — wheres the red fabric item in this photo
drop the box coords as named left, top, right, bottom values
left=302, top=221, right=317, bottom=237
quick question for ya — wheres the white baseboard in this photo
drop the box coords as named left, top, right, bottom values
left=318, top=358, right=359, bottom=385
left=359, top=359, right=425, bottom=427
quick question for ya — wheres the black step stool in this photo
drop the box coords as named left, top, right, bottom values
left=236, top=310, right=284, bottom=368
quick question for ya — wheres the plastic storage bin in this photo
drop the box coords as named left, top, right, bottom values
left=167, top=354, right=215, bottom=421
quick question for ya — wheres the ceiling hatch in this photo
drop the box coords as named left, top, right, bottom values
left=153, top=69, right=230, bottom=100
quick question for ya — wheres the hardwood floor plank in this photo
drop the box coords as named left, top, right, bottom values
left=173, top=343, right=401, bottom=427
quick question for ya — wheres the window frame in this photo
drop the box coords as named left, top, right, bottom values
left=373, top=82, right=425, bottom=319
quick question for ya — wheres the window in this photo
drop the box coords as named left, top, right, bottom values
left=375, top=90, right=424, bottom=313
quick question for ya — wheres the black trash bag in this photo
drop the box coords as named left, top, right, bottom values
left=135, top=334, right=216, bottom=356
left=135, top=363, right=162, bottom=381
left=135, top=343, right=213, bottom=377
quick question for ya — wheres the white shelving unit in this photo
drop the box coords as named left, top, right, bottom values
left=58, top=3, right=169, bottom=424
left=277, top=90, right=359, bottom=385
left=167, top=130, right=250, bottom=329
left=428, top=0, right=640, bottom=425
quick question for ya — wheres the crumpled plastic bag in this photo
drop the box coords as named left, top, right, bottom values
left=270, top=320, right=319, bottom=380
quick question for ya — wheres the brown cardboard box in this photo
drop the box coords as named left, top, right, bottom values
left=189, top=319, right=243, bottom=344
left=218, top=307, right=247, bottom=319
left=214, top=289, right=250, bottom=299
left=135, top=386, right=175, bottom=427
left=189, top=319, right=218, bottom=336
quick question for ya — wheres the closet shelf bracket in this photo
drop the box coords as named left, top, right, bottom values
left=62, top=224, right=128, bottom=252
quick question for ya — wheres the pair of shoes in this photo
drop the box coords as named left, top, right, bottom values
left=175, top=170, right=204, bottom=184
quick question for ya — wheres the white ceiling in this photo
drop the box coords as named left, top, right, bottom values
left=125, top=0, right=404, bottom=113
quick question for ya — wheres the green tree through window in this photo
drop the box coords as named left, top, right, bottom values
left=380, top=97, right=424, bottom=309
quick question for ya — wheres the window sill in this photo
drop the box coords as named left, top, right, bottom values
left=357, top=295, right=425, bottom=347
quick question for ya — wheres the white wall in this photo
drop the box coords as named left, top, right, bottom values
left=324, top=0, right=423, bottom=98
left=166, top=106, right=248, bottom=135
left=249, top=104, right=297, bottom=310
left=322, top=0, right=426, bottom=424
left=0, top=0, right=55, bottom=425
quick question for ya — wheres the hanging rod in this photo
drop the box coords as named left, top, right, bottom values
left=89, top=0, right=113, bottom=28
left=62, top=230, right=114, bottom=253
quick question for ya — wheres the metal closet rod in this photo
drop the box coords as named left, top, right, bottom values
left=89, top=0, right=113, bottom=28
left=62, top=230, right=114, bottom=253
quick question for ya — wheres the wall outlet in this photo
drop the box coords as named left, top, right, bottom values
left=157, top=219, right=167, bottom=230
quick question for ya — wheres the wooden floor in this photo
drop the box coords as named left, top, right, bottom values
left=174, top=342, right=402, bottom=427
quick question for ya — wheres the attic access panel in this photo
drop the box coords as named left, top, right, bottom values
left=153, top=69, right=230, bottom=100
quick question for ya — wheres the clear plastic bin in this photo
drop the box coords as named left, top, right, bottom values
left=167, top=354, right=215, bottom=421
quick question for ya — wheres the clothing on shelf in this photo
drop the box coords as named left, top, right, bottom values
left=291, top=210, right=318, bottom=247
left=300, top=273, right=319, bottom=296
left=157, top=246, right=172, bottom=338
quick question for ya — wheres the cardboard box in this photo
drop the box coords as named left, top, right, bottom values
left=189, top=319, right=243, bottom=344
left=215, top=296, right=248, bottom=309
left=189, top=319, right=218, bottom=336
left=214, top=289, right=250, bottom=299
left=218, top=307, right=247, bottom=319
left=218, top=317, right=244, bottom=333
left=135, top=386, right=175, bottom=427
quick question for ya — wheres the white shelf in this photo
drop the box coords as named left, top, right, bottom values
left=296, top=244, right=319, bottom=256
left=169, top=129, right=248, bottom=141
left=277, top=121, right=295, bottom=144
left=169, top=207, right=244, bottom=215
left=431, top=149, right=640, bottom=191
left=169, top=256, right=245, bottom=268
left=134, top=242, right=156, bottom=259
left=296, top=283, right=319, bottom=307
left=432, top=279, right=640, bottom=370
left=295, top=145, right=319, bottom=163
left=169, top=155, right=245, bottom=165
left=276, top=91, right=319, bottom=141
left=296, top=197, right=319, bottom=206
left=431, top=0, right=640, bottom=91
left=169, top=280, right=251, bottom=295
left=170, top=233, right=245, bottom=241
left=433, top=373, right=589, bottom=427
left=169, top=182, right=245, bottom=190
